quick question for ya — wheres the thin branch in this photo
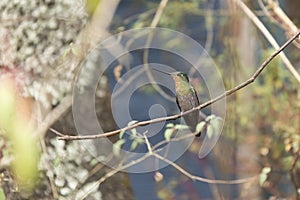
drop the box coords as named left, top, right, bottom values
left=35, top=95, right=72, bottom=137
left=143, top=0, right=175, bottom=102
left=262, top=0, right=300, bottom=47
left=55, top=30, right=300, bottom=141
left=79, top=148, right=258, bottom=199
left=34, top=1, right=122, bottom=138
left=289, top=149, right=300, bottom=199
left=150, top=0, right=168, bottom=28
left=39, top=138, right=59, bottom=199
left=233, top=0, right=300, bottom=83
left=190, top=0, right=215, bottom=76
left=153, top=152, right=258, bottom=184
left=78, top=153, right=152, bottom=200
left=143, top=131, right=153, bottom=154
left=50, top=127, right=67, bottom=137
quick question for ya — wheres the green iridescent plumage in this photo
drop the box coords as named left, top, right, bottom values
left=153, top=69, right=201, bottom=136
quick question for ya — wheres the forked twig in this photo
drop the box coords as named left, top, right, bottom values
left=234, top=0, right=300, bottom=83
left=54, top=30, right=300, bottom=141
left=78, top=146, right=258, bottom=199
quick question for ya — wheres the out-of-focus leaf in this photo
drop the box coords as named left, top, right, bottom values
left=127, top=120, right=138, bottom=139
left=54, top=157, right=60, bottom=167
left=62, top=47, right=70, bottom=61
left=259, top=174, right=267, bottom=186
left=206, top=125, right=213, bottom=139
left=89, top=158, right=98, bottom=167
left=206, top=114, right=216, bottom=121
left=71, top=46, right=81, bottom=57
left=259, top=167, right=271, bottom=186
left=119, top=129, right=125, bottom=139
left=166, top=123, right=174, bottom=128
left=196, top=121, right=206, bottom=133
left=164, top=128, right=174, bottom=142
left=130, top=137, right=144, bottom=151
left=174, top=124, right=189, bottom=130
left=113, top=139, right=125, bottom=157
left=86, top=0, right=101, bottom=16
left=206, top=116, right=223, bottom=139
left=262, top=167, right=271, bottom=174
left=128, top=120, right=138, bottom=126
left=154, top=171, right=164, bottom=182
left=131, top=128, right=137, bottom=137
left=0, top=187, right=6, bottom=200
left=135, top=137, right=144, bottom=144
left=130, top=140, right=138, bottom=151
left=0, top=79, right=40, bottom=192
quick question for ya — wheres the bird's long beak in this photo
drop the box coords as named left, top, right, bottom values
left=152, top=68, right=172, bottom=75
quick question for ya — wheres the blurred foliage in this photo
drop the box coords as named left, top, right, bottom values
left=116, top=0, right=207, bottom=30
left=253, top=49, right=300, bottom=196
left=0, top=78, right=40, bottom=193
left=86, top=0, right=101, bottom=16
left=158, top=0, right=200, bottom=29
left=0, top=0, right=300, bottom=199
left=210, top=4, right=300, bottom=196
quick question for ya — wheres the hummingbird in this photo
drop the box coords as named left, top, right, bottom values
left=152, top=68, right=201, bottom=136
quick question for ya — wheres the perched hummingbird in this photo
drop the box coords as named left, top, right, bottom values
left=153, top=69, right=201, bottom=136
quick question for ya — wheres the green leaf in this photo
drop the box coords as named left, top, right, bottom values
left=113, top=139, right=126, bottom=157
left=196, top=121, right=206, bottom=133
left=130, top=140, right=138, bottom=151
left=0, top=81, right=40, bottom=191
left=207, top=116, right=223, bottom=139
left=71, top=46, right=81, bottom=57
left=0, top=187, right=6, bottom=200
left=86, top=0, right=101, bottom=16
left=129, top=130, right=138, bottom=140
left=166, top=123, right=174, bottom=128
left=53, top=157, right=60, bottom=167
left=259, top=174, right=267, bottom=186
left=135, top=137, right=144, bottom=144
left=206, top=124, right=213, bottom=139
left=62, top=48, right=70, bottom=61
left=206, top=114, right=216, bottom=121
left=119, top=129, right=125, bottom=139
left=131, top=128, right=137, bottom=137
left=259, top=167, right=271, bottom=186
left=174, top=124, right=189, bottom=130
left=128, top=120, right=138, bottom=126
left=89, top=158, right=98, bottom=167
left=262, top=167, right=271, bottom=174
left=164, top=128, right=174, bottom=142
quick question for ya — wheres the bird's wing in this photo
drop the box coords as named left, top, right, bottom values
left=190, top=86, right=199, bottom=106
left=176, top=96, right=182, bottom=111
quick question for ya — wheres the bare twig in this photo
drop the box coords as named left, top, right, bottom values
left=78, top=153, right=152, bottom=200
left=143, top=131, right=153, bottom=154
left=143, top=0, right=175, bottom=102
left=34, top=1, right=122, bottom=138
left=35, top=95, right=72, bottom=137
left=152, top=152, right=258, bottom=184
left=233, top=0, right=300, bottom=83
left=79, top=148, right=258, bottom=199
left=262, top=0, right=300, bottom=47
left=289, top=149, right=300, bottom=199
left=150, top=0, right=168, bottom=28
left=54, top=30, right=300, bottom=141
left=190, top=0, right=215, bottom=76
left=39, top=138, right=59, bottom=199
